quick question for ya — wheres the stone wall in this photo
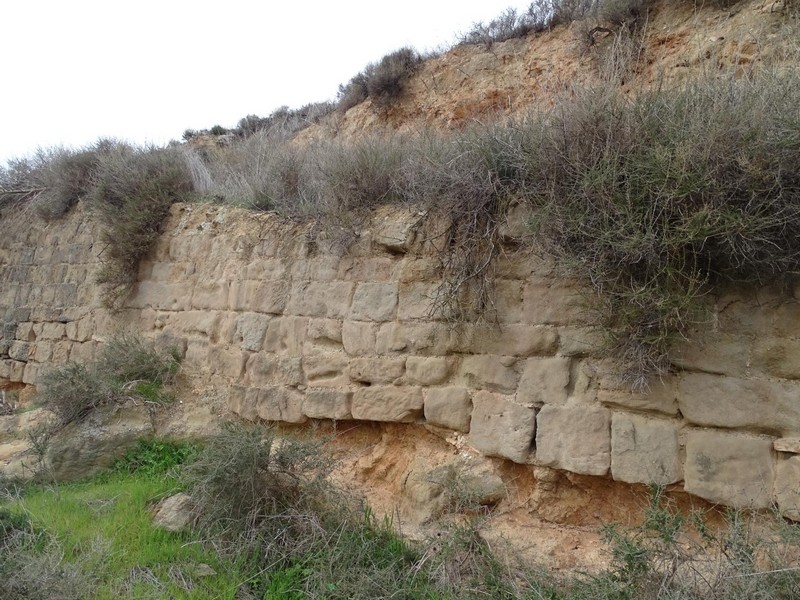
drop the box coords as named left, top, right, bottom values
left=2, top=202, right=800, bottom=516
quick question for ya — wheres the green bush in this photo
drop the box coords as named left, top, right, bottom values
left=37, top=333, right=181, bottom=427
left=111, top=439, right=198, bottom=477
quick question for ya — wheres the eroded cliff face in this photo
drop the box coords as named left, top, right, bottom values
left=2, top=201, right=800, bottom=527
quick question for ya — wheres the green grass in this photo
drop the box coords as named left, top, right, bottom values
left=1, top=471, right=244, bottom=599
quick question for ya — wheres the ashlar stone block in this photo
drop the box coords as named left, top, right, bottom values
left=302, top=389, right=352, bottom=420
left=611, top=414, right=682, bottom=485
left=535, top=404, right=611, bottom=476
left=352, top=386, right=424, bottom=422
left=517, top=357, right=571, bottom=406
left=684, top=429, right=775, bottom=509
left=424, top=387, right=471, bottom=433
left=350, top=282, right=398, bottom=322
left=469, top=391, right=536, bottom=463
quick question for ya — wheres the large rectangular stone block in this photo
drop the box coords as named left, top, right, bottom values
left=397, top=283, right=439, bottom=320
left=228, top=280, right=288, bottom=314
left=678, top=373, right=800, bottom=434
left=351, top=386, right=423, bottom=422
left=522, top=282, right=584, bottom=326
left=262, top=317, right=309, bottom=355
left=245, top=354, right=303, bottom=387
left=405, top=356, right=453, bottom=385
left=302, top=389, right=352, bottom=420
left=517, top=357, right=571, bottom=405
left=467, top=325, right=559, bottom=357
left=255, top=386, right=307, bottom=424
left=424, top=387, right=471, bottom=432
left=458, top=356, right=519, bottom=393
left=342, top=321, right=378, bottom=356
left=611, top=414, right=682, bottom=485
left=350, top=282, right=398, bottom=322
left=287, top=282, right=354, bottom=319
left=234, top=313, right=271, bottom=352
left=128, top=281, right=192, bottom=311
left=684, top=429, right=774, bottom=509
left=468, top=391, right=536, bottom=463
left=347, top=357, right=406, bottom=384
left=535, top=404, right=611, bottom=476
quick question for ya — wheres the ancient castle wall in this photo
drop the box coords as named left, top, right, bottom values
left=2, top=202, right=800, bottom=516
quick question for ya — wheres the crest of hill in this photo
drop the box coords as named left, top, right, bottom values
left=292, top=0, right=796, bottom=142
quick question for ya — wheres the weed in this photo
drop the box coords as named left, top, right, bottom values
left=110, top=439, right=198, bottom=477
left=36, top=332, right=181, bottom=428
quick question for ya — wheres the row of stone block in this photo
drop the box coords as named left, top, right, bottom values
left=227, top=382, right=800, bottom=516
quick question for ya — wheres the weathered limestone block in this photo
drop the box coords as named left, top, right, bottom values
left=558, top=327, right=605, bottom=357
left=775, top=456, right=800, bottom=520
left=751, top=338, right=800, bottom=380
left=372, top=209, right=418, bottom=252
left=228, top=280, right=288, bottom=314
left=405, top=356, right=453, bottom=385
left=397, top=283, right=439, bottom=320
left=207, top=346, right=247, bottom=380
left=263, top=317, right=308, bottom=355
left=302, top=389, right=352, bottom=420
left=152, top=493, right=198, bottom=532
left=338, top=257, right=397, bottom=281
left=192, top=280, right=231, bottom=310
left=347, top=357, right=406, bottom=384
left=15, top=322, right=35, bottom=342
left=8, top=341, right=31, bottom=362
left=458, top=355, right=519, bottom=393
left=535, top=404, right=611, bottom=476
left=303, top=352, right=350, bottom=386
left=493, top=279, right=524, bottom=323
left=244, top=258, right=289, bottom=280
left=611, top=414, right=682, bottom=485
left=228, top=386, right=257, bottom=421
left=672, top=334, right=750, bottom=377
left=306, top=319, right=343, bottom=349
left=22, top=362, right=40, bottom=384
left=245, top=354, right=304, bottom=387
left=350, top=282, right=398, bottom=322
left=468, top=325, right=559, bottom=357
left=254, top=387, right=307, bottom=423
left=774, top=438, right=800, bottom=453
left=685, top=429, right=775, bottom=508
left=469, top=391, right=536, bottom=463
left=424, top=387, right=471, bottom=432
left=376, top=322, right=457, bottom=356
left=397, top=258, right=440, bottom=282
left=678, top=373, right=800, bottom=434
left=342, top=321, right=378, bottom=356
left=129, top=281, right=192, bottom=311
left=522, top=282, right=584, bottom=326
left=69, top=342, right=96, bottom=363
left=517, top=357, right=570, bottom=405
left=290, top=257, right=340, bottom=281
left=351, top=386, right=424, bottom=422
left=163, top=310, right=220, bottom=339
left=234, top=312, right=271, bottom=352
left=33, top=341, right=53, bottom=363
left=287, top=282, right=354, bottom=319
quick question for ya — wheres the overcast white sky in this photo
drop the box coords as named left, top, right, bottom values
left=1, top=0, right=532, bottom=164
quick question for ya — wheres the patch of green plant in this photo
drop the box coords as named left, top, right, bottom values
left=0, top=469, right=242, bottom=599
left=36, top=332, right=181, bottom=429
left=111, top=439, right=199, bottom=477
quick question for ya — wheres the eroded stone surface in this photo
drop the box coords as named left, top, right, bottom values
left=469, top=391, right=536, bottom=463
left=610, top=414, right=681, bottom=485
left=535, top=404, right=610, bottom=476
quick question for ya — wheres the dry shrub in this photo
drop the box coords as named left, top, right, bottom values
left=336, top=47, right=421, bottom=113
left=91, top=144, right=194, bottom=305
